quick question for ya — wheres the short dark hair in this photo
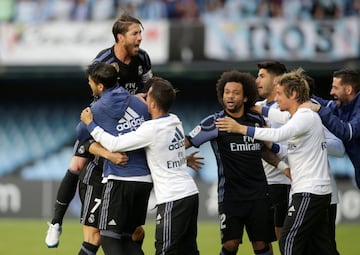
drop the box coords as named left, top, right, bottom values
left=146, top=77, right=176, bottom=113
left=303, top=74, right=315, bottom=96
left=216, top=70, right=258, bottom=111
left=112, top=14, right=143, bottom=42
left=86, top=62, right=118, bottom=89
left=257, top=61, right=287, bottom=76
left=333, top=68, right=360, bottom=93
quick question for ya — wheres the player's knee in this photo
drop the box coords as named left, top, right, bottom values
left=222, top=239, right=240, bottom=253
left=83, top=227, right=101, bottom=246
left=132, top=226, right=145, bottom=242
left=253, top=242, right=271, bottom=255
left=69, top=156, right=88, bottom=172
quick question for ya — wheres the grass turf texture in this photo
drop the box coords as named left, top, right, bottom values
left=0, top=219, right=358, bottom=254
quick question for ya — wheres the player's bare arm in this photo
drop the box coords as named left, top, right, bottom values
left=89, top=142, right=128, bottom=165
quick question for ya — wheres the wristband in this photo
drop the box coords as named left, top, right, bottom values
left=277, top=161, right=289, bottom=172
left=271, top=143, right=280, bottom=153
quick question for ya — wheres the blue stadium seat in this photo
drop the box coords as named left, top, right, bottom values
left=1, top=100, right=356, bottom=183
left=21, top=147, right=74, bottom=180
left=0, top=102, right=80, bottom=178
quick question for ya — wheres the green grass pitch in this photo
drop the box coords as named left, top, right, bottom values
left=0, top=219, right=358, bottom=254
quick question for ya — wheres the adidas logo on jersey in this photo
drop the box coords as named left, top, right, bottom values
left=167, top=127, right=187, bottom=169
left=108, top=219, right=117, bottom=226
left=156, top=214, right=162, bottom=224
left=288, top=205, right=296, bottom=216
left=168, top=127, right=185, bottom=151
left=116, top=107, right=145, bottom=132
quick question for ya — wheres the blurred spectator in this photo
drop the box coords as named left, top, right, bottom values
left=225, top=0, right=260, bottom=20
left=6, top=0, right=360, bottom=22
left=354, top=0, right=360, bottom=15
left=257, top=0, right=283, bottom=18
left=203, top=0, right=226, bottom=19
left=311, top=0, right=342, bottom=19
left=0, top=0, right=15, bottom=22
left=51, top=0, right=74, bottom=20
left=90, top=0, right=115, bottom=20
left=282, top=0, right=313, bottom=20
left=115, top=0, right=142, bottom=18
left=344, top=0, right=360, bottom=16
left=14, top=0, right=38, bottom=23
left=139, top=0, right=168, bottom=20
left=70, top=0, right=90, bottom=21
left=168, top=0, right=200, bottom=21
left=37, top=0, right=56, bottom=21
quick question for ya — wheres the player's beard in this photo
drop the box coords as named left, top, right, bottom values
left=225, top=101, right=244, bottom=114
left=125, top=43, right=139, bottom=56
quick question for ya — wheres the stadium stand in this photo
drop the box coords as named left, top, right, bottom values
left=1, top=0, right=358, bottom=183
left=0, top=101, right=80, bottom=178
left=0, top=93, right=355, bottom=182
left=0, top=98, right=222, bottom=181
left=1, top=0, right=359, bottom=24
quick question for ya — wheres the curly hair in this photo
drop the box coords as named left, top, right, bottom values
left=216, top=70, right=258, bottom=111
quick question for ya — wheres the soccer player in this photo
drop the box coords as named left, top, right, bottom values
left=92, top=14, right=152, bottom=97
left=253, top=73, right=344, bottom=255
left=255, top=61, right=290, bottom=240
left=45, top=14, right=153, bottom=253
left=80, top=76, right=200, bottom=255
left=305, top=74, right=342, bottom=255
left=76, top=62, right=153, bottom=255
left=303, top=68, right=360, bottom=189
left=185, top=70, right=279, bottom=255
left=76, top=132, right=130, bottom=255
left=216, top=68, right=336, bottom=255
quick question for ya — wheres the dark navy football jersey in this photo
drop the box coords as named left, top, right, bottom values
left=187, top=110, right=268, bottom=203
left=93, top=46, right=152, bottom=94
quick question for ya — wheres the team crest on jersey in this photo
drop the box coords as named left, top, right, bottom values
left=77, top=145, right=86, bottom=155
left=321, top=141, right=327, bottom=150
left=88, top=214, right=95, bottom=223
left=111, top=62, right=120, bottom=72
left=189, top=125, right=201, bottom=138
left=138, top=66, right=143, bottom=75
left=288, top=143, right=297, bottom=151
